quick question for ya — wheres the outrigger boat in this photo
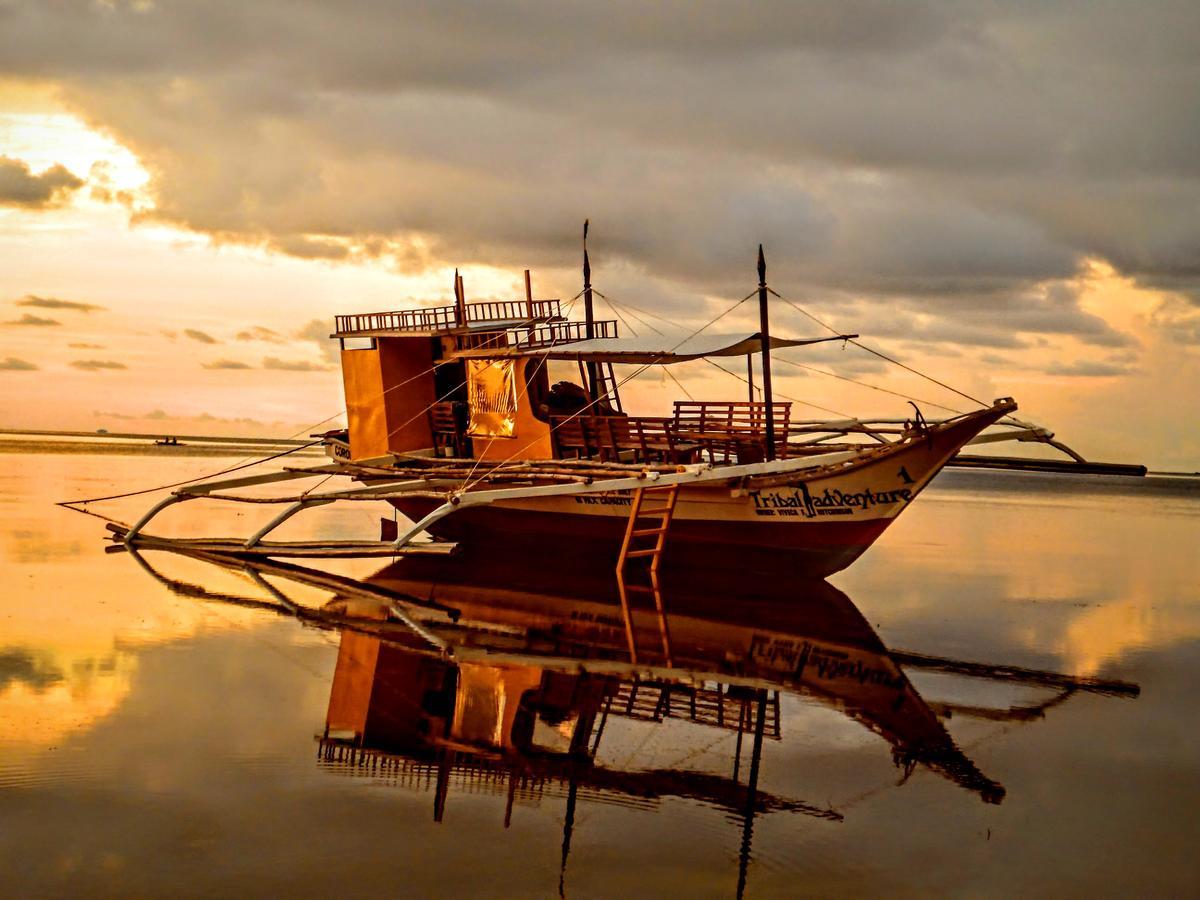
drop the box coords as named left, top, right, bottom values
left=115, top=237, right=1074, bottom=577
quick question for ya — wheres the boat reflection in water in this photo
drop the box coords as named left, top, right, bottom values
left=127, top=545, right=1137, bottom=897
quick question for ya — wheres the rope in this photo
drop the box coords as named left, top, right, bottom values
left=702, top=358, right=849, bottom=418
left=458, top=332, right=561, bottom=486
left=603, top=297, right=640, bottom=338
left=774, top=357, right=962, bottom=415
left=592, top=290, right=678, bottom=331
left=58, top=359, right=450, bottom=509
left=597, top=292, right=664, bottom=337
left=459, top=292, right=754, bottom=492
left=768, top=289, right=990, bottom=408
left=662, top=365, right=694, bottom=401
left=57, top=440, right=323, bottom=507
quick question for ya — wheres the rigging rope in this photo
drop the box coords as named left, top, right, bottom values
left=57, top=439, right=323, bottom=507
left=702, top=358, right=849, bottom=418
left=773, top=357, right=962, bottom=416
left=768, top=288, right=991, bottom=408
left=59, top=358, right=452, bottom=508
left=458, top=292, right=755, bottom=492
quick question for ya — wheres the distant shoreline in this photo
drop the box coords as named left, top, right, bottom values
left=0, top=428, right=314, bottom=446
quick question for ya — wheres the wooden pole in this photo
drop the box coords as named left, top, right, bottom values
left=559, top=778, right=578, bottom=898
left=583, top=221, right=594, bottom=338
left=757, top=245, right=776, bottom=460
left=736, top=689, right=768, bottom=900
left=453, top=269, right=466, bottom=327
left=524, top=268, right=535, bottom=319
left=746, top=354, right=755, bottom=403
left=583, top=219, right=599, bottom=399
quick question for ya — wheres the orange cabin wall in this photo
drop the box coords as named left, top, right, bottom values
left=341, top=337, right=437, bottom=460
left=475, top=356, right=554, bottom=461
left=325, top=630, right=381, bottom=738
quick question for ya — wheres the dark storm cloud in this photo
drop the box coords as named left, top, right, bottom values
left=1, top=1, right=1196, bottom=345
left=0, top=155, right=84, bottom=208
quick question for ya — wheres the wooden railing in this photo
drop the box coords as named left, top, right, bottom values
left=335, top=299, right=562, bottom=335
left=457, top=319, right=620, bottom=352
left=550, top=401, right=797, bottom=464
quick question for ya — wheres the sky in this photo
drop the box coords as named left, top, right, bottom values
left=0, top=1, right=1197, bottom=467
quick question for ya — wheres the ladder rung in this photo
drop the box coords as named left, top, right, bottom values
left=620, top=584, right=656, bottom=593
left=635, top=507, right=672, bottom=516
left=631, top=528, right=669, bottom=537
left=625, top=549, right=661, bottom=558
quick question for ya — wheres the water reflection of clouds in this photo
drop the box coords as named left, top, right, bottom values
left=5, top=528, right=83, bottom=563
left=1, top=454, right=1196, bottom=894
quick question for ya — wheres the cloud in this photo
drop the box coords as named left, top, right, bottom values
left=16, top=295, right=104, bottom=313
left=1149, top=296, right=1200, bottom=346
left=0, top=648, right=64, bottom=692
left=1, top=1, right=1197, bottom=350
left=70, top=359, right=127, bottom=371
left=262, top=356, right=330, bottom=372
left=183, top=328, right=218, bottom=344
left=202, top=359, right=253, bottom=369
left=0, top=156, right=84, bottom=209
left=5, top=313, right=61, bottom=326
left=296, top=319, right=339, bottom=363
left=1044, top=360, right=1136, bottom=377
left=235, top=325, right=286, bottom=344
left=68, top=342, right=105, bottom=349
left=0, top=357, right=38, bottom=371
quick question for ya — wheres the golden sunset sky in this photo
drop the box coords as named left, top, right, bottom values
left=1, top=2, right=1197, bottom=467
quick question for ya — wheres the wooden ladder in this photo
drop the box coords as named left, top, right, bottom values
left=594, top=361, right=623, bottom=412
left=615, top=484, right=678, bottom=664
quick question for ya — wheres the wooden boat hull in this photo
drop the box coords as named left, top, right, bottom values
left=390, top=404, right=1008, bottom=577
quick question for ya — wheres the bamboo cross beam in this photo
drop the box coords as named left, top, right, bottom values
left=892, top=650, right=1141, bottom=697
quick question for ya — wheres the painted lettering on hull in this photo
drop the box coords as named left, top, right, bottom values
left=749, top=484, right=912, bottom=519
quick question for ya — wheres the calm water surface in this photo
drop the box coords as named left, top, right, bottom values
left=1, top=442, right=1197, bottom=897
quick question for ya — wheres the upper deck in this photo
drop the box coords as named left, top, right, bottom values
left=333, top=298, right=620, bottom=351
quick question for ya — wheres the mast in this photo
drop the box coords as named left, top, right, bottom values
left=736, top=689, right=768, bottom=900
left=583, top=219, right=599, bottom=400
left=524, top=268, right=535, bottom=319
left=757, top=245, right=776, bottom=460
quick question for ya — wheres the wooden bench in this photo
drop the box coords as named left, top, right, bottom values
left=671, top=401, right=792, bottom=462
left=550, top=415, right=700, bottom=463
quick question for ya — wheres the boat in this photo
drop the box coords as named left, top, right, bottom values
left=113, top=232, right=1075, bottom=577
left=154, top=436, right=183, bottom=446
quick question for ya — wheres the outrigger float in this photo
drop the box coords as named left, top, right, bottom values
left=111, top=238, right=1106, bottom=577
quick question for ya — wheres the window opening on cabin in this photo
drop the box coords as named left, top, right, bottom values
left=526, top=358, right=552, bottom=423
left=340, top=336, right=377, bottom=351
left=466, top=359, right=518, bottom=438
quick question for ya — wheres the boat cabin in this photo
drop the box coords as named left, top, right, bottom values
left=330, top=278, right=852, bottom=466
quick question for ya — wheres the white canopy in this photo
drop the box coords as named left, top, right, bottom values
left=453, top=331, right=857, bottom=365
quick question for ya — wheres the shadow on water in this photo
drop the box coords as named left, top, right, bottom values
left=120, top=542, right=1138, bottom=899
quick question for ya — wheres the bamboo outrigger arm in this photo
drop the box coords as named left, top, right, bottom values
left=124, top=450, right=861, bottom=553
